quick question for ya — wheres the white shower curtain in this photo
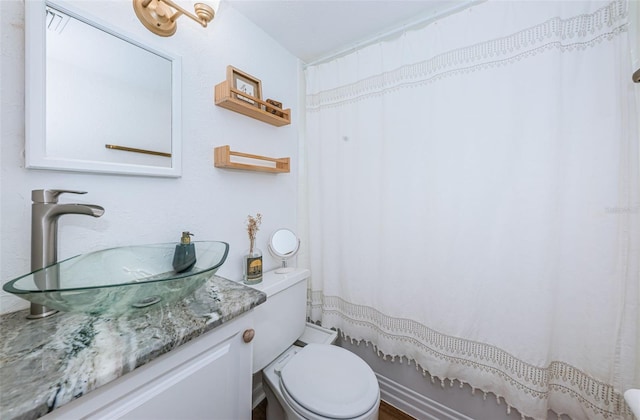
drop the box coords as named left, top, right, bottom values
left=304, top=1, right=639, bottom=419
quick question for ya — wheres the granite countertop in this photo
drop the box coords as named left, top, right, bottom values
left=0, top=275, right=266, bottom=420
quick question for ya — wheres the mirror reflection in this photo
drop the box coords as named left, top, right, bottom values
left=269, top=229, right=300, bottom=274
left=47, top=5, right=171, bottom=166
left=26, top=1, right=182, bottom=177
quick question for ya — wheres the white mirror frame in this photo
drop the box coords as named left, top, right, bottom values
left=268, top=229, right=300, bottom=274
left=25, top=0, right=183, bottom=177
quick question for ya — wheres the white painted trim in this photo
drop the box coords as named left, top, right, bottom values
left=377, top=374, right=473, bottom=420
left=25, top=0, right=183, bottom=177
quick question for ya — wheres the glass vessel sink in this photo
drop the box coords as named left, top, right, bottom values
left=3, top=241, right=229, bottom=316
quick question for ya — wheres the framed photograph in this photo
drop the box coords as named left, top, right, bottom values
left=227, top=66, right=262, bottom=107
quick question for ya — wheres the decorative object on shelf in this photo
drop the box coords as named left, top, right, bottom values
left=243, top=213, right=263, bottom=284
left=265, top=99, right=284, bottom=117
left=214, top=145, right=290, bottom=173
left=227, top=66, right=262, bottom=107
left=214, top=66, right=291, bottom=126
left=268, top=228, right=300, bottom=274
left=133, top=0, right=218, bottom=37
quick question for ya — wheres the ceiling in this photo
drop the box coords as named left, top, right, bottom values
left=226, top=0, right=475, bottom=64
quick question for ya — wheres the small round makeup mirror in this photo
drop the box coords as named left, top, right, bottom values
left=268, top=228, right=300, bottom=274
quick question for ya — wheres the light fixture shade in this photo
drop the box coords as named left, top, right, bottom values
left=209, top=0, right=220, bottom=14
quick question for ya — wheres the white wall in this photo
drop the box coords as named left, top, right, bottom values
left=0, top=0, right=302, bottom=313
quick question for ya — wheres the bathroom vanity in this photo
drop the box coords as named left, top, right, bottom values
left=0, top=275, right=266, bottom=420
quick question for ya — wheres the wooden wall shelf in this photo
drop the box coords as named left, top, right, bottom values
left=214, top=81, right=291, bottom=127
left=214, top=145, right=290, bottom=173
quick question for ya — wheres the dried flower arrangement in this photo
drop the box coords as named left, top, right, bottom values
left=246, top=213, right=262, bottom=254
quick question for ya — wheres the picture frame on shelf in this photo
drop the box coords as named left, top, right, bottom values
left=226, top=66, right=262, bottom=107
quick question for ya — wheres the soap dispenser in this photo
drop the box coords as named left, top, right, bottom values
left=173, top=232, right=196, bottom=273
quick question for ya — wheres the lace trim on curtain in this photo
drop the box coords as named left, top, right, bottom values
left=308, top=291, right=633, bottom=419
left=307, top=0, right=628, bottom=111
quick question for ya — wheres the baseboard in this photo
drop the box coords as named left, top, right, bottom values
left=377, top=374, right=473, bottom=420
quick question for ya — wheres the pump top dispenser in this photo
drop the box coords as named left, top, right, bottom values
left=173, top=231, right=196, bottom=273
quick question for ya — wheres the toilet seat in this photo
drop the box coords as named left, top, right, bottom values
left=280, top=385, right=379, bottom=420
left=279, top=344, right=379, bottom=419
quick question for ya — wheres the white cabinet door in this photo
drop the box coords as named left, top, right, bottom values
left=45, top=312, right=254, bottom=420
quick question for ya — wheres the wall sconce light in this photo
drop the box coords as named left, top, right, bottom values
left=133, top=0, right=218, bottom=37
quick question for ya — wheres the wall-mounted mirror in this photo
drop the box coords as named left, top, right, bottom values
left=268, top=229, right=300, bottom=274
left=25, top=0, right=182, bottom=177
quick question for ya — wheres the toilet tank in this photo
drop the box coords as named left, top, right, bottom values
left=247, top=269, right=309, bottom=373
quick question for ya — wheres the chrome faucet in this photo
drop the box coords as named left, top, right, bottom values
left=29, top=189, right=105, bottom=319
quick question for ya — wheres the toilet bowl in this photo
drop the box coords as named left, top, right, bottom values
left=247, top=269, right=380, bottom=420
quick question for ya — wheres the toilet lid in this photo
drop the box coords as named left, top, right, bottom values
left=280, top=344, right=379, bottom=419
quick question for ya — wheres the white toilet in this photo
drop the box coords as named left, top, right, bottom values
left=248, top=269, right=380, bottom=420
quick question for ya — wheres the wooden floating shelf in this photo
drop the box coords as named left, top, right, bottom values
left=214, top=81, right=291, bottom=127
left=214, top=145, right=290, bottom=173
